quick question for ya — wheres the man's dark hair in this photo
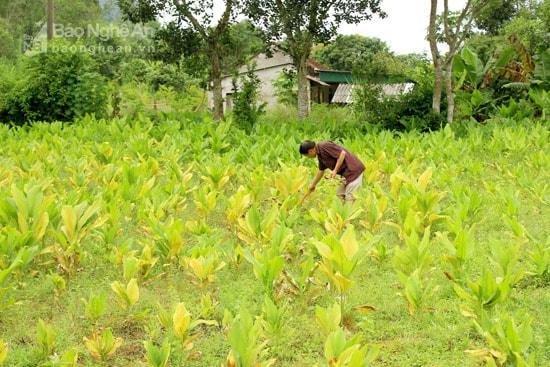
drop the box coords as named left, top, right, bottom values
left=299, top=140, right=316, bottom=154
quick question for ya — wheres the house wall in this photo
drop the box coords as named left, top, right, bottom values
left=208, top=51, right=294, bottom=113
left=207, top=50, right=336, bottom=114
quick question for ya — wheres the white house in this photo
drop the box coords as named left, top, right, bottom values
left=208, top=48, right=415, bottom=113
left=208, top=48, right=335, bottom=113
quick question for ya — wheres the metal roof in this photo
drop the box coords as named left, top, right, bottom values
left=332, top=84, right=355, bottom=104
left=331, top=83, right=415, bottom=104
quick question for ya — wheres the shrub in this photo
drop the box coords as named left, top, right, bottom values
left=0, top=39, right=108, bottom=124
left=352, top=79, right=444, bottom=132
left=231, top=62, right=267, bottom=133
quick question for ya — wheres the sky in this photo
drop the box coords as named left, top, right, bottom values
left=338, top=0, right=468, bottom=55
left=210, top=0, right=469, bottom=55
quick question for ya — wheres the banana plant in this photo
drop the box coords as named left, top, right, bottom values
left=225, top=307, right=276, bottom=367
left=280, top=254, right=322, bottom=304
left=323, top=198, right=364, bottom=235
left=393, top=227, right=437, bottom=315
left=0, top=182, right=54, bottom=251
left=198, top=158, right=234, bottom=190
left=270, top=160, right=308, bottom=200
left=322, top=328, right=381, bottom=367
left=315, top=303, right=341, bottom=337
left=470, top=313, right=536, bottom=367
left=181, top=248, right=227, bottom=287
left=40, top=348, right=78, bottom=367
left=37, top=318, right=55, bottom=359
left=145, top=215, right=185, bottom=263
left=0, top=339, right=7, bottom=365
left=83, top=327, right=123, bottom=362
left=117, top=161, right=157, bottom=202
left=172, top=302, right=218, bottom=354
left=452, top=46, right=517, bottom=121
left=438, top=227, right=476, bottom=282
left=141, top=187, right=184, bottom=220
left=243, top=246, right=284, bottom=297
left=453, top=268, right=512, bottom=330
left=81, top=291, right=106, bottom=324
left=44, top=200, right=105, bottom=276
left=393, top=226, right=434, bottom=279
left=144, top=340, right=170, bottom=367
left=400, top=269, right=438, bottom=316
left=489, top=241, right=524, bottom=287
left=0, top=245, right=34, bottom=312
left=225, top=186, right=252, bottom=231
left=237, top=204, right=278, bottom=247
left=389, top=166, right=446, bottom=234
left=122, top=244, right=159, bottom=281
left=261, top=296, right=295, bottom=354
left=192, top=187, right=218, bottom=219
left=312, top=226, right=376, bottom=318
left=358, top=191, right=391, bottom=233
left=111, top=278, right=139, bottom=312
left=528, top=239, right=550, bottom=277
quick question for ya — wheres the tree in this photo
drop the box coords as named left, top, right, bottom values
left=311, top=34, right=389, bottom=72
left=428, top=0, right=495, bottom=123
left=231, top=62, right=267, bottom=132
left=475, top=0, right=518, bottom=36
left=0, top=0, right=46, bottom=57
left=244, top=0, right=386, bottom=119
left=0, top=0, right=104, bottom=58
left=0, top=18, right=16, bottom=58
left=0, top=38, right=108, bottom=124
left=502, top=0, right=550, bottom=54
left=222, top=20, right=265, bottom=75
left=117, top=0, right=240, bottom=121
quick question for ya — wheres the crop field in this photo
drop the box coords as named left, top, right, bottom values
left=0, top=113, right=548, bottom=367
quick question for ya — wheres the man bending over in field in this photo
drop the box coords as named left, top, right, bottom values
left=299, top=140, right=365, bottom=206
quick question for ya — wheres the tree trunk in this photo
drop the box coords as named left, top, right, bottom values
left=211, top=77, right=224, bottom=121
left=432, top=57, right=444, bottom=114
left=209, top=47, right=225, bottom=121
left=296, top=55, right=310, bottom=120
left=47, top=0, right=54, bottom=40
left=428, top=0, right=442, bottom=114
left=444, top=57, right=455, bottom=123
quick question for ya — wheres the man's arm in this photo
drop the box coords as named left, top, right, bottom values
left=329, top=150, right=346, bottom=179
left=309, top=169, right=325, bottom=192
